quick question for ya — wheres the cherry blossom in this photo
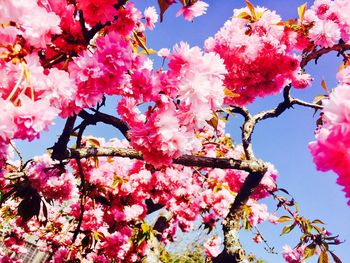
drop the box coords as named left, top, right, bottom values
left=144, top=6, right=158, bottom=30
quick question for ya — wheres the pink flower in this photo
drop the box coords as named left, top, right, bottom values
left=144, top=6, right=158, bottom=30
left=253, top=234, right=263, bottom=244
left=204, top=236, right=222, bottom=257
left=176, top=1, right=209, bottom=21
left=282, top=245, right=304, bottom=263
left=111, top=2, right=142, bottom=36
left=77, top=0, right=118, bottom=25
left=309, top=19, right=341, bottom=47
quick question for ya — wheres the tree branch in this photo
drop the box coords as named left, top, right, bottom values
left=72, top=159, right=87, bottom=243
left=254, top=85, right=322, bottom=123
left=51, top=116, right=77, bottom=160
left=301, top=42, right=350, bottom=68
left=55, top=147, right=266, bottom=173
left=78, top=110, right=130, bottom=140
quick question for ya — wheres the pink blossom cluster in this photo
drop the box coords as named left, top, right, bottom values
left=309, top=66, right=350, bottom=203
left=26, top=154, right=78, bottom=202
left=305, top=0, right=350, bottom=47
left=0, top=0, right=146, bottom=161
left=0, top=132, right=278, bottom=261
left=68, top=32, right=134, bottom=113
left=0, top=0, right=348, bottom=261
left=205, top=6, right=312, bottom=106
left=118, top=42, right=227, bottom=166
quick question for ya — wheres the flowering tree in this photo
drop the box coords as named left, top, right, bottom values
left=0, top=0, right=349, bottom=262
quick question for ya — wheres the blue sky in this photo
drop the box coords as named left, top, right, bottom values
left=16, top=0, right=350, bottom=262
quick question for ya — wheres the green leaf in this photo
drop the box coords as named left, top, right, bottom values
left=303, top=243, right=316, bottom=259
left=318, top=250, right=329, bottom=263
left=330, top=251, right=343, bottom=263
left=277, top=216, right=293, bottom=223
left=281, top=224, right=296, bottom=235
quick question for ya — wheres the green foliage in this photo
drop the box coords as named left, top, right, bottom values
left=159, top=245, right=208, bottom=263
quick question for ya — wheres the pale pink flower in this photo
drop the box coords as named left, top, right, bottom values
left=336, top=66, right=350, bottom=85
left=268, top=213, right=279, bottom=224
left=176, top=1, right=209, bottom=21
left=21, top=6, right=61, bottom=48
left=157, top=48, right=171, bottom=58
left=204, top=236, right=222, bottom=257
left=144, top=6, right=158, bottom=30
left=124, top=204, right=145, bottom=221
left=247, top=200, right=269, bottom=226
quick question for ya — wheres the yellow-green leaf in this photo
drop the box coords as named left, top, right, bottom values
left=141, top=223, right=150, bottom=233
left=139, top=49, right=157, bottom=55
left=303, top=243, right=316, bottom=260
left=298, top=3, right=307, bottom=21
left=281, top=224, right=295, bottom=235
left=277, top=216, right=293, bottom=223
left=235, top=11, right=251, bottom=20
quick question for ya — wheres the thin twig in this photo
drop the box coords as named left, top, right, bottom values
left=9, top=141, right=23, bottom=167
